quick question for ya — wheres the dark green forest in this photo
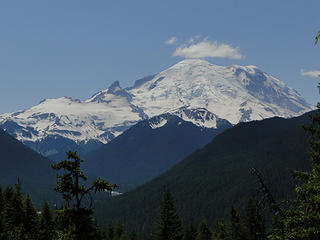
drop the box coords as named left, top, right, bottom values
left=93, top=111, right=313, bottom=236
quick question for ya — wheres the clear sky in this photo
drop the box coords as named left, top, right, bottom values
left=0, top=0, right=320, bottom=113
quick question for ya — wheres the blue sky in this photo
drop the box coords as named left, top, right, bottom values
left=0, top=0, right=320, bottom=113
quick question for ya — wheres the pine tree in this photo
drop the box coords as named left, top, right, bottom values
left=0, top=186, right=4, bottom=235
left=182, top=223, right=197, bottom=240
left=128, top=230, right=138, bottom=240
left=23, top=194, right=40, bottom=239
left=52, top=151, right=116, bottom=240
left=244, top=199, right=266, bottom=240
left=212, top=221, right=227, bottom=240
left=195, top=221, right=211, bottom=240
left=154, top=189, right=182, bottom=240
left=226, top=207, right=245, bottom=240
left=113, top=222, right=125, bottom=240
left=2, top=184, right=25, bottom=235
left=39, top=201, right=56, bottom=240
left=106, top=223, right=115, bottom=240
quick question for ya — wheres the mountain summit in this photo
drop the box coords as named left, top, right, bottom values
left=128, top=59, right=312, bottom=124
left=0, top=59, right=313, bottom=156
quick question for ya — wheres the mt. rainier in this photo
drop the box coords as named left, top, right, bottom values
left=0, top=59, right=313, bottom=157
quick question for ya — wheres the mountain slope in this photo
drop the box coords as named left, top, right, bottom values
left=84, top=108, right=232, bottom=188
left=94, top=111, right=314, bottom=235
left=0, top=59, right=313, bottom=157
left=0, top=128, right=56, bottom=203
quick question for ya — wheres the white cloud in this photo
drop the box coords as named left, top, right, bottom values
left=301, top=69, right=320, bottom=78
left=165, top=37, right=177, bottom=45
left=173, top=38, right=244, bottom=59
left=188, top=35, right=201, bottom=43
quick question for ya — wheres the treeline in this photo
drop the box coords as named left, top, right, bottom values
left=0, top=181, right=141, bottom=240
left=0, top=181, right=54, bottom=240
left=154, top=189, right=267, bottom=240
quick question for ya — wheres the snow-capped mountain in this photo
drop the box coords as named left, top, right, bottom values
left=129, top=59, right=312, bottom=124
left=0, top=59, right=314, bottom=157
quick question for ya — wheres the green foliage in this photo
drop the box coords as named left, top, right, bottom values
left=195, top=221, right=211, bottom=240
left=154, top=189, right=182, bottom=240
left=52, top=151, right=116, bottom=210
left=23, top=194, right=40, bottom=239
left=182, top=223, right=197, bottom=240
left=0, top=183, right=41, bottom=240
left=39, top=201, right=56, bottom=240
left=244, top=199, right=266, bottom=240
left=315, top=30, right=320, bottom=45
left=52, top=150, right=116, bottom=240
left=212, top=221, right=227, bottom=240
left=106, top=223, right=115, bottom=240
left=226, top=207, right=245, bottom=240
left=113, top=222, right=126, bottom=240
left=128, top=230, right=139, bottom=240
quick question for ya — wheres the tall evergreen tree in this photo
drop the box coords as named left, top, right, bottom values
left=106, top=223, right=115, bottom=240
left=244, top=199, right=266, bottom=240
left=182, top=223, right=197, bottom=240
left=52, top=151, right=116, bottom=240
left=113, top=222, right=125, bottom=240
left=128, top=230, right=138, bottom=240
left=0, top=186, right=4, bottom=235
left=23, top=194, right=39, bottom=239
left=39, top=201, right=55, bottom=240
left=226, top=207, right=245, bottom=240
left=195, top=221, right=211, bottom=240
left=2, top=184, right=25, bottom=235
left=154, top=189, right=182, bottom=240
left=212, top=221, right=227, bottom=240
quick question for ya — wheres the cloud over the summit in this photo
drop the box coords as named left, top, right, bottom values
left=172, top=37, right=243, bottom=59
left=301, top=69, right=320, bottom=78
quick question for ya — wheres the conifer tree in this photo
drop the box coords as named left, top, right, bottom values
left=226, top=207, right=245, bottom=240
left=244, top=199, right=266, bottom=240
left=113, top=222, right=125, bottom=240
left=212, top=221, right=227, bottom=240
left=106, top=223, right=115, bottom=240
left=52, top=150, right=116, bottom=240
left=2, top=184, right=25, bottom=235
left=195, top=221, right=211, bottom=240
left=39, top=201, right=55, bottom=240
left=0, top=186, right=4, bottom=235
left=128, top=230, right=138, bottom=240
left=23, top=194, right=39, bottom=239
left=182, top=223, right=197, bottom=240
left=154, top=189, right=182, bottom=240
